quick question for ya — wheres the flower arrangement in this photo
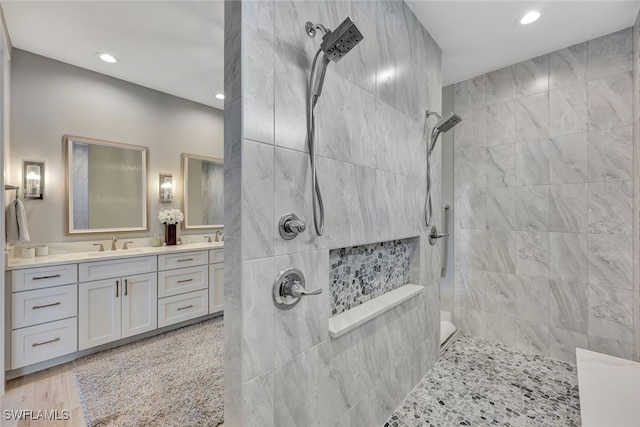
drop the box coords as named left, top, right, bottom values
left=158, top=208, right=184, bottom=225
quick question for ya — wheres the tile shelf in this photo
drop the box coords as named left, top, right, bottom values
left=328, top=284, right=424, bottom=339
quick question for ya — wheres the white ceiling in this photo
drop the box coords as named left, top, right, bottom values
left=407, top=1, right=640, bottom=86
left=1, top=1, right=224, bottom=109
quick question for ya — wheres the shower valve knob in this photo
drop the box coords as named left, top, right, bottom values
left=279, top=213, right=306, bottom=240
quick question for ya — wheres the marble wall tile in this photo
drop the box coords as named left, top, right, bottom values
left=485, top=230, right=516, bottom=274
left=224, top=0, right=241, bottom=104
left=242, top=258, right=275, bottom=382
left=274, top=40, right=311, bottom=152
left=515, top=55, right=549, bottom=97
left=588, top=180, right=633, bottom=235
left=486, top=100, right=516, bottom=146
left=461, top=188, right=486, bottom=229
left=341, top=5, right=377, bottom=94
left=516, top=320, right=550, bottom=356
left=350, top=85, right=378, bottom=169
left=549, top=83, right=587, bottom=137
left=457, top=268, right=485, bottom=310
left=549, top=43, right=588, bottom=90
left=395, top=48, right=418, bottom=118
left=549, top=183, right=588, bottom=233
left=588, top=285, right=634, bottom=344
left=486, top=312, right=516, bottom=346
left=515, top=185, right=549, bottom=231
left=516, top=276, right=549, bottom=325
left=459, top=229, right=486, bottom=270
left=549, top=133, right=588, bottom=184
left=454, top=107, right=486, bottom=149
left=224, top=236, right=242, bottom=307
left=587, top=71, right=633, bottom=131
left=549, top=232, right=587, bottom=282
left=486, top=144, right=516, bottom=187
left=454, top=75, right=486, bottom=112
left=456, top=307, right=486, bottom=338
left=375, top=22, right=397, bottom=108
left=486, top=187, right=515, bottom=230
left=242, top=141, right=275, bottom=260
left=224, top=98, right=242, bottom=171
left=587, top=28, right=633, bottom=81
left=588, top=336, right=634, bottom=360
left=244, top=0, right=274, bottom=33
left=516, top=139, right=549, bottom=185
left=516, top=231, right=549, bottom=278
left=485, top=272, right=516, bottom=316
left=455, top=147, right=486, bottom=189
left=224, top=167, right=242, bottom=238
left=587, top=126, right=633, bottom=182
left=243, top=370, right=275, bottom=427
left=317, top=71, right=353, bottom=162
left=225, top=301, right=242, bottom=377
left=549, top=328, right=588, bottom=364
left=274, top=346, right=319, bottom=427
left=273, top=1, right=319, bottom=57
left=515, top=93, right=549, bottom=141
left=550, top=279, right=588, bottom=334
left=244, top=24, right=275, bottom=144
left=486, top=66, right=516, bottom=105
left=587, top=234, right=633, bottom=289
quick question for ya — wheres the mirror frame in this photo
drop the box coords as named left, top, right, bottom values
left=181, top=153, right=224, bottom=230
left=65, top=135, right=150, bottom=235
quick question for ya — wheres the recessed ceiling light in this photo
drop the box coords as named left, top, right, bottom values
left=215, top=93, right=225, bottom=100
left=97, top=52, right=118, bottom=63
left=519, top=10, right=541, bottom=25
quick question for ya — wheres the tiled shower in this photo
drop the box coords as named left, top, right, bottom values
left=446, top=27, right=639, bottom=363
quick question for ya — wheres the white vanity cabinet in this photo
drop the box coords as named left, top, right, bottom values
left=78, top=257, right=157, bottom=351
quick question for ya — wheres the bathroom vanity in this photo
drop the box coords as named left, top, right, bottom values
left=5, top=243, right=223, bottom=377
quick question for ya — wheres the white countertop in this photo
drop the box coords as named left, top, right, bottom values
left=576, top=348, right=640, bottom=427
left=7, top=242, right=224, bottom=270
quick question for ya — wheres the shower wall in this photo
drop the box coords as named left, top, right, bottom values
left=224, top=1, right=443, bottom=425
left=452, top=27, right=640, bottom=363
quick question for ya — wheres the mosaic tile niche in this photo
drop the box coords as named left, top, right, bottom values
left=329, top=239, right=414, bottom=316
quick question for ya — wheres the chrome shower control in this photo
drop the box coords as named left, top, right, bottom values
left=279, top=213, right=307, bottom=240
left=272, top=267, right=322, bottom=310
left=428, top=225, right=448, bottom=246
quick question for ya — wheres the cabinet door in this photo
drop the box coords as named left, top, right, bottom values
left=79, top=279, right=121, bottom=350
left=209, top=263, right=224, bottom=314
left=121, top=273, right=157, bottom=339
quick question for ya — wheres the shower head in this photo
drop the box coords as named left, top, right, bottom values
left=319, top=16, right=363, bottom=63
left=435, top=112, right=462, bottom=134
left=307, top=17, right=364, bottom=105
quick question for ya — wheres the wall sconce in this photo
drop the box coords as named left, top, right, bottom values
left=23, top=161, right=44, bottom=200
left=159, top=173, right=173, bottom=202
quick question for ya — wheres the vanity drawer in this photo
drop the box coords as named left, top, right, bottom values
left=11, top=318, right=77, bottom=369
left=158, top=265, right=208, bottom=298
left=12, top=284, right=77, bottom=329
left=209, top=249, right=224, bottom=264
left=79, top=256, right=157, bottom=282
left=158, top=251, right=207, bottom=271
left=11, top=264, right=77, bottom=292
left=158, top=290, right=208, bottom=328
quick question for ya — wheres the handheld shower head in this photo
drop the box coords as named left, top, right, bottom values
left=319, top=16, right=363, bottom=63
left=435, top=112, right=462, bottom=134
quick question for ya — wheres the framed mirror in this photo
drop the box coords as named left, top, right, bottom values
left=65, top=135, right=149, bottom=234
left=182, top=153, right=223, bottom=229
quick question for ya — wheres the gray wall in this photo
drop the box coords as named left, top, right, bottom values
left=440, top=84, right=454, bottom=314
left=10, top=49, right=224, bottom=243
left=452, top=28, right=639, bottom=363
left=224, top=1, right=443, bottom=425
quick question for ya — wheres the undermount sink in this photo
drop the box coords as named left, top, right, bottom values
left=87, top=248, right=143, bottom=256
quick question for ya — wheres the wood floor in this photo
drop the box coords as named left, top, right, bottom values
left=0, top=364, right=84, bottom=426
left=1, top=364, right=225, bottom=427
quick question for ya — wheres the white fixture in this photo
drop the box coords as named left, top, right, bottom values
left=519, top=10, right=541, bottom=25
left=214, top=93, right=225, bottom=100
left=97, top=52, right=118, bottom=63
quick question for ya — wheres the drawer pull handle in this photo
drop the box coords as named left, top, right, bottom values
left=177, top=304, right=194, bottom=311
left=32, top=337, right=60, bottom=347
left=177, top=279, right=194, bottom=283
left=177, top=258, right=194, bottom=262
left=32, top=274, right=61, bottom=281
left=32, top=302, right=61, bottom=310
left=116, top=280, right=119, bottom=298
left=125, top=279, right=128, bottom=296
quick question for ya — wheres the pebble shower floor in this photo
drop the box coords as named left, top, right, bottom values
left=385, top=334, right=581, bottom=426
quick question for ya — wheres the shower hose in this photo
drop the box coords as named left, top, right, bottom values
left=306, top=48, right=325, bottom=236
left=424, top=126, right=439, bottom=228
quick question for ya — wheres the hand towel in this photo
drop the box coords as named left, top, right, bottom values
left=5, top=199, right=30, bottom=243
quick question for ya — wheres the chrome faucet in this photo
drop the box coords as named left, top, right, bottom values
left=92, top=243, right=105, bottom=252
left=122, top=241, right=133, bottom=250
left=215, top=230, right=224, bottom=242
left=111, top=236, right=118, bottom=251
